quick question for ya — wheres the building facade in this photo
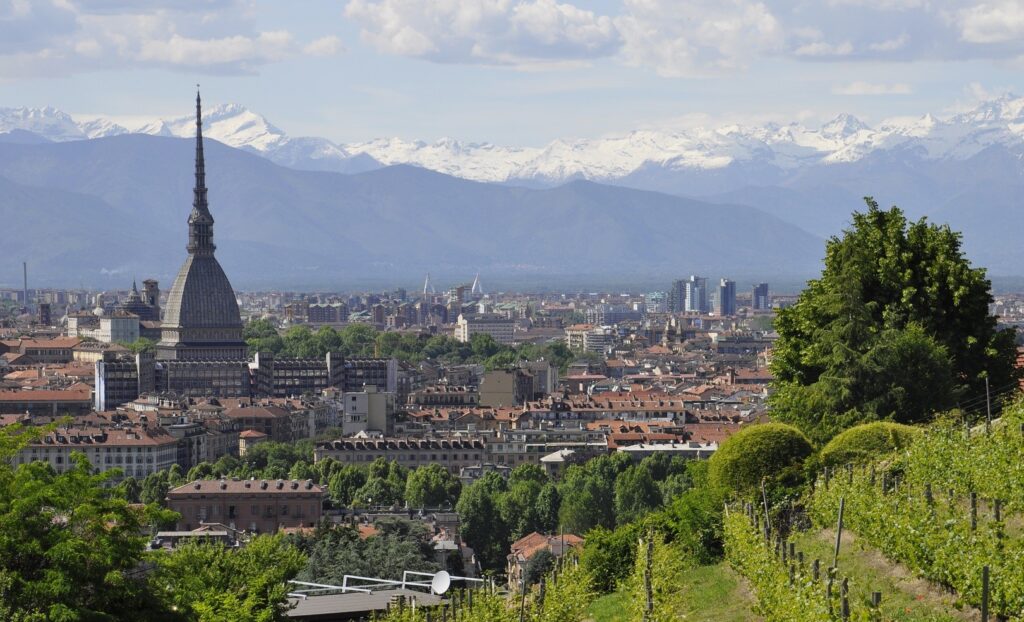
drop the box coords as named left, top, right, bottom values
left=167, top=479, right=323, bottom=533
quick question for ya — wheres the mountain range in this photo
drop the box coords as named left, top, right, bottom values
left=0, top=134, right=822, bottom=289
left=3, top=96, right=1024, bottom=287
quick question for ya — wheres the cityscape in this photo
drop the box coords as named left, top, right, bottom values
left=5, top=1, right=1024, bottom=621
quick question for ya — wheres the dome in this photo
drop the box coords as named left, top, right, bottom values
left=162, top=254, right=241, bottom=329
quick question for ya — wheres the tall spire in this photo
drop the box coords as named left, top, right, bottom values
left=187, top=86, right=215, bottom=256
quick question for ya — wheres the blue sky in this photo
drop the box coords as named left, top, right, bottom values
left=4, top=0, right=1024, bottom=145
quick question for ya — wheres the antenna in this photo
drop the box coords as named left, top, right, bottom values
left=430, top=571, right=451, bottom=595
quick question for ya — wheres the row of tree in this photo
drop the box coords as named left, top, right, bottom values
left=243, top=319, right=578, bottom=371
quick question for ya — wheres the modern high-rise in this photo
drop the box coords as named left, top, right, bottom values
left=716, top=279, right=736, bottom=316
left=752, top=283, right=770, bottom=310
left=684, top=276, right=708, bottom=313
left=156, top=90, right=248, bottom=363
left=668, top=280, right=686, bottom=313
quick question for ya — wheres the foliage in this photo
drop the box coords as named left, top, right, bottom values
left=808, top=459, right=1024, bottom=619
left=294, top=520, right=438, bottom=584
left=0, top=450, right=177, bottom=621
left=404, top=463, right=461, bottom=508
left=770, top=199, right=1019, bottom=443
left=456, top=472, right=511, bottom=571
left=724, top=510, right=865, bottom=622
left=580, top=524, right=642, bottom=593
left=122, top=337, right=156, bottom=354
left=818, top=421, right=919, bottom=467
left=613, top=464, right=661, bottom=525
left=150, top=533, right=306, bottom=622
left=522, top=549, right=555, bottom=587
left=707, top=423, right=813, bottom=498
left=624, top=535, right=690, bottom=622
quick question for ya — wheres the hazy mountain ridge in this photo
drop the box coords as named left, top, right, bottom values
left=0, top=134, right=823, bottom=289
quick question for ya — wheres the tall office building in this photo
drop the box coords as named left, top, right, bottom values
left=752, top=283, right=770, bottom=310
left=684, top=276, right=708, bottom=314
left=716, top=279, right=736, bottom=316
left=668, top=280, right=686, bottom=313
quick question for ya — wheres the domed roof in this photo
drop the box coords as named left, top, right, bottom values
left=162, top=254, right=241, bottom=329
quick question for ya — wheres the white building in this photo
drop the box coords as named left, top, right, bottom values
left=340, top=386, right=397, bottom=436
left=455, top=313, right=516, bottom=345
left=15, top=426, right=179, bottom=480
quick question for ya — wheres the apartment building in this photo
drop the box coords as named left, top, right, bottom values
left=167, top=478, right=323, bottom=533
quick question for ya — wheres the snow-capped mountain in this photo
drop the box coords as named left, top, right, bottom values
left=6, top=94, right=1024, bottom=185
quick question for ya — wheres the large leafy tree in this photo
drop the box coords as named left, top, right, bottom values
left=771, top=199, right=1019, bottom=442
left=455, top=472, right=510, bottom=571
left=0, top=426, right=177, bottom=620
left=403, top=463, right=461, bottom=508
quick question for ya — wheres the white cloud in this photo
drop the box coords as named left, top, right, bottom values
left=794, top=40, right=854, bottom=57
left=868, top=33, right=909, bottom=51
left=958, top=1, right=1024, bottom=43
left=344, top=0, right=619, bottom=65
left=303, top=35, right=345, bottom=57
left=615, top=0, right=783, bottom=76
left=138, top=31, right=293, bottom=66
left=0, top=0, right=344, bottom=77
left=833, top=81, right=912, bottom=95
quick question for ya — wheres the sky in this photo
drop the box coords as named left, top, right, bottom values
left=4, top=0, right=1024, bottom=146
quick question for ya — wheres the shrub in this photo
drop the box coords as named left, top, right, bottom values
left=707, top=423, right=813, bottom=497
left=818, top=421, right=919, bottom=467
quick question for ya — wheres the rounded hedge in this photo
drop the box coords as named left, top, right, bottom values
left=708, top=423, right=813, bottom=495
left=819, top=421, right=919, bottom=467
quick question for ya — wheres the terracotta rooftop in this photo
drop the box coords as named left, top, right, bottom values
left=168, top=479, right=323, bottom=495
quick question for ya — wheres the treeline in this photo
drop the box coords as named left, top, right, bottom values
left=243, top=319, right=577, bottom=370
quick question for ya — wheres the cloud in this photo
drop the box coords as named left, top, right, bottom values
left=345, top=0, right=782, bottom=75
left=868, top=33, right=908, bottom=51
left=0, top=0, right=343, bottom=77
left=344, top=0, right=619, bottom=65
left=833, top=81, right=912, bottom=95
left=957, top=1, right=1024, bottom=44
left=615, top=0, right=783, bottom=76
left=794, top=40, right=854, bottom=57
left=304, top=36, right=345, bottom=57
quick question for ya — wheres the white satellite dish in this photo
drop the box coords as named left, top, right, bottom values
left=430, top=571, right=451, bottom=595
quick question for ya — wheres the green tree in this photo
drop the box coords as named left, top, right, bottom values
left=328, top=466, right=367, bottom=506
left=404, top=463, right=461, bottom=508
left=558, top=466, right=614, bottom=534
left=150, top=533, right=306, bottom=622
left=116, top=475, right=142, bottom=503
left=0, top=450, right=177, bottom=620
left=470, top=333, right=503, bottom=358
left=522, top=549, right=555, bottom=587
left=534, top=483, right=561, bottom=533
left=771, top=199, right=1019, bottom=442
left=122, top=337, right=156, bottom=354
left=614, top=464, right=661, bottom=525
left=455, top=472, right=510, bottom=571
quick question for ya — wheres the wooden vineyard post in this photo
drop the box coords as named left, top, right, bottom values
left=971, top=492, right=978, bottom=531
left=871, top=592, right=882, bottom=622
left=813, top=559, right=820, bottom=582
left=981, top=565, right=989, bottom=622
left=840, top=578, right=850, bottom=621
left=833, top=497, right=845, bottom=571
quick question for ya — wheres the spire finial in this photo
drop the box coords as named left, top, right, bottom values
left=187, top=87, right=215, bottom=255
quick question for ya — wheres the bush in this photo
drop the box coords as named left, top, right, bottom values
left=708, top=423, right=813, bottom=497
left=818, top=421, right=919, bottom=467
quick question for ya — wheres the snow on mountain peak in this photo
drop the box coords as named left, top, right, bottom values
left=6, top=94, right=1024, bottom=183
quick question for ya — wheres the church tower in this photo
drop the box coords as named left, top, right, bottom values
left=156, top=90, right=247, bottom=362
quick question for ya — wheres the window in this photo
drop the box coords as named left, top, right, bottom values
left=281, top=505, right=288, bottom=516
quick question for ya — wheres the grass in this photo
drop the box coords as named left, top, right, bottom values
left=587, top=590, right=628, bottom=622
left=586, top=562, right=758, bottom=622
left=790, top=529, right=972, bottom=621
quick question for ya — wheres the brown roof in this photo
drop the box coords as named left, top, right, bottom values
left=0, top=388, right=91, bottom=402
left=168, top=479, right=324, bottom=496
left=239, top=429, right=268, bottom=439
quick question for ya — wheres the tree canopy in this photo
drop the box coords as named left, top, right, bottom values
left=770, top=199, right=1019, bottom=442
